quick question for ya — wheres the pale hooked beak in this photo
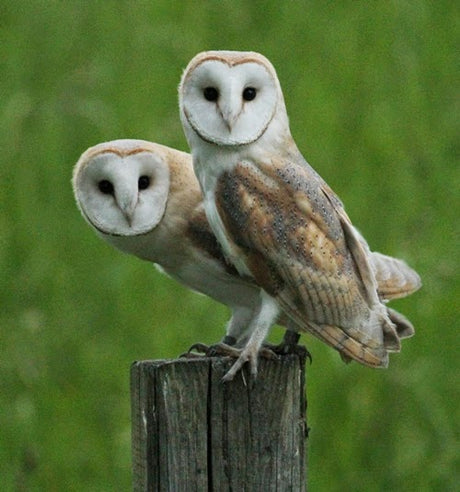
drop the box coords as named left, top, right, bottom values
left=218, top=81, right=242, bottom=132
left=116, top=189, right=137, bottom=227
left=219, top=103, right=241, bottom=132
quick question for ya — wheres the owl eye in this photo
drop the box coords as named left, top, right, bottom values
left=98, top=179, right=114, bottom=195
left=203, top=87, right=219, bottom=101
left=242, top=87, right=257, bottom=101
left=138, top=175, right=151, bottom=190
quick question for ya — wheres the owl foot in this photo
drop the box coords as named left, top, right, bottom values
left=221, top=346, right=279, bottom=383
left=182, top=335, right=240, bottom=359
left=183, top=338, right=277, bottom=363
left=264, top=330, right=312, bottom=363
left=221, top=346, right=258, bottom=382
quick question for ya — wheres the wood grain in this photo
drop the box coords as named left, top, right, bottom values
left=131, top=355, right=307, bottom=491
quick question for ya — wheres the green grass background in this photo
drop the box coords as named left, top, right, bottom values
left=1, top=1, right=457, bottom=490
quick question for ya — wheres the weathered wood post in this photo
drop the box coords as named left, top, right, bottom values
left=131, top=354, right=307, bottom=491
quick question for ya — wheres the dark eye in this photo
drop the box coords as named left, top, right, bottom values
left=242, top=87, right=257, bottom=101
left=138, top=175, right=150, bottom=190
left=98, top=179, right=114, bottom=195
left=203, top=87, right=219, bottom=101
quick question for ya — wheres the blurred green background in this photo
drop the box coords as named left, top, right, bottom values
left=1, top=1, right=457, bottom=490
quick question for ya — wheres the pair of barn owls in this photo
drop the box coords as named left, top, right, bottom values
left=73, top=51, right=421, bottom=379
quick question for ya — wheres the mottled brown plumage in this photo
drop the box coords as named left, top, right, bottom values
left=215, top=155, right=401, bottom=367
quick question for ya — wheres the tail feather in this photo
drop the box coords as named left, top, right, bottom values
left=387, top=307, right=415, bottom=339
left=352, top=226, right=422, bottom=300
left=335, top=306, right=415, bottom=366
left=371, top=252, right=422, bottom=301
left=382, top=323, right=401, bottom=352
left=312, top=302, right=415, bottom=367
left=372, top=307, right=401, bottom=353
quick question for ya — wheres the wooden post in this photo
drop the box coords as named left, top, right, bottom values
left=131, top=354, right=307, bottom=491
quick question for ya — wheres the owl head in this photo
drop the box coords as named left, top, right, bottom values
left=179, top=50, right=289, bottom=147
left=73, top=139, right=177, bottom=236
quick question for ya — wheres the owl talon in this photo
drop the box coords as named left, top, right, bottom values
left=206, top=343, right=241, bottom=358
left=186, top=342, right=210, bottom=354
left=265, top=342, right=312, bottom=363
left=222, top=354, right=249, bottom=382
left=184, top=340, right=242, bottom=358
left=264, top=331, right=312, bottom=363
left=221, top=345, right=265, bottom=382
left=258, top=347, right=279, bottom=360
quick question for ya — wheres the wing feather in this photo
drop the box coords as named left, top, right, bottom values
left=215, top=156, right=397, bottom=366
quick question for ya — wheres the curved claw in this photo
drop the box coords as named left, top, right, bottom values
left=222, top=350, right=253, bottom=382
left=258, top=347, right=279, bottom=360
left=265, top=330, right=312, bottom=364
left=221, top=344, right=275, bottom=382
left=207, top=343, right=241, bottom=358
left=186, top=342, right=210, bottom=354
left=182, top=340, right=242, bottom=359
left=265, top=342, right=312, bottom=364
left=295, top=345, right=312, bottom=364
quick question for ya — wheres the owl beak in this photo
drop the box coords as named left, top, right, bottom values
left=219, top=83, right=242, bottom=132
left=220, top=105, right=240, bottom=132
left=116, top=191, right=137, bottom=227
left=122, top=210, right=134, bottom=227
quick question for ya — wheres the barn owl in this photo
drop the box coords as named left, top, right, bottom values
left=179, top=50, right=421, bottom=380
left=73, top=138, right=419, bottom=367
left=72, top=138, right=267, bottom=348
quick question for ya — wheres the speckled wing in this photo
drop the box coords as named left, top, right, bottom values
left=215, top=154, right=400, bottom=367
